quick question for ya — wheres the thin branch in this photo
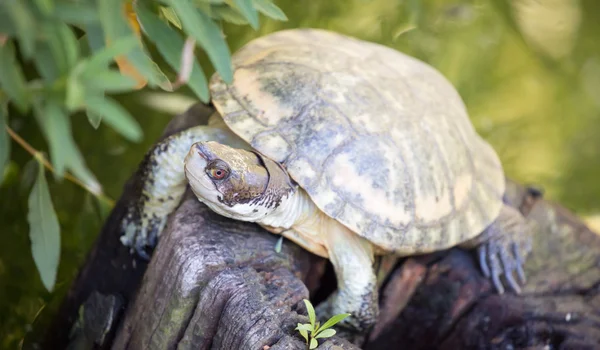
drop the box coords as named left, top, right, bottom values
left=5, top=125, right=115, bottom=206
left=172, top=36, right=196, bottom=90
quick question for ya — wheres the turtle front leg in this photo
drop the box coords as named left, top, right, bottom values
left=120, top=123, right=246, bottom=259
left=460, top=204, right=533, bottom=294
left=315, top=220, right=378, bottom=334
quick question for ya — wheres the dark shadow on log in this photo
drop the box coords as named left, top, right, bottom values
left=35, top=103, right=600, bottom=350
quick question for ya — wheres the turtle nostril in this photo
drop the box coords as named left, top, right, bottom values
left=194, top=144, right=209, bottom=160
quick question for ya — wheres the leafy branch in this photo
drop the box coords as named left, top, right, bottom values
left=5, top=125, right=112, bottom=204
left=0, top=0, right=287, bottom=292
left=295, top=299, right=350, bottom=349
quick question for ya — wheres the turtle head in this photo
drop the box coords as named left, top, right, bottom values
left=184, top=141, right=295, bottom=221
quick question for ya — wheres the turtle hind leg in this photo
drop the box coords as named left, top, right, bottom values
left=459, top=204, right=533, bottom=294
left=120, top=124, right=246, bottom=259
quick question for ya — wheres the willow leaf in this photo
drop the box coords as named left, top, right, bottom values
left=4, top=1, right=36, bottom=58
left=27, top=161, right=61, bottom=292
left=52, top=2, right=99, bottom=27
left=36, top=101, right=69, bottom=178
left=86, top=111, right=102, bottom=129
left=79, top=35, right=139, bottom=74
left=252, top=0, right=287, bottom=21
left=135, top=2, right=209, bottom=101
left=85, top=95, right=142, bottom=142
left=33, top=0, right=54, bottom=15
left=0, top=41, right=30, bottom=113
left=98, top=0, right=167, bottom=88
left=211, top=5, right=248, bottom=25
left=159, top=6, right=182, bottom=29
left=232, top=0, right=259, bottom=29
left=81, top=70, right=138, bottom=93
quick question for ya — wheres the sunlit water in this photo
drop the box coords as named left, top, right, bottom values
left=2, top=0, right=599, bottom=347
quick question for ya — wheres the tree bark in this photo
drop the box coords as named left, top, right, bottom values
left=35, top=103, right=600, bottom=350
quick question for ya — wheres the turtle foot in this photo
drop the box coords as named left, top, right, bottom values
left=120, top=210, right=167, bottom=261
left=463, top=204, right=533, bottom=294
left=314, top=290, right=378, bottom=340
left=477, top=237, right=529, bottom=294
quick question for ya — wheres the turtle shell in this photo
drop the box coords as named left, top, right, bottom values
left=209, top=28, right=505, bottom=254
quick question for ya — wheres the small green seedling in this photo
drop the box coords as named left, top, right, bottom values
left=295, top=299, right=350, bottom=349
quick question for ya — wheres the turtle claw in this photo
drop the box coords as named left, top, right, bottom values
left=477, top=237, right=528, bottom=294
left=134, top=244, right=151, bottom=261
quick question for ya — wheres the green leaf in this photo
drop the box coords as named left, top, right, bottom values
left=81, top=70, right=138, bottom=93
left=303, top=299, right=316, bottom=328
left=318, top=313, right=351, bottom=332
left=168, top=0, right=233, bottom=83
left=36, top=102, right=69, bottom=178
left=27, top=160, right=61, bottom=292
left=33, top=21, right=80, bottom=82
left=66, top=143, right=101, bottom=195
left=44, top=21, right=81, bottom=76
left=86, top=111, right=102, bottom=129
left=81, top=35, right=139, bottom=72
left=274, top=235, right=283, bottom=253
left=231, top=0, right=259, bottom=29
left=33, top=0, right=54, bottom=15
left=309, top=338, right=318, bottom=350
left=315, top=328, right=336, bottom=339
left=0, top=108, right=9, bottom=184
left=84, top=95, right=143, bottom=142
left=0, top=41, right=31, bottom=113
left=295, top=323, right=313, bottom=333
left=295, top=323, right=309, bottom=342
left=123, top=43, right=171, bottom=89
left=52, top=2, right=99, bottom=27
left=97, top=0, right=168, bottom=88
left=252, top=0, right=287, bottom=21
left=84, top=23, right=106, bottom=54
left=0, top=7, right=17, bottom=36
left=20, top=159, right=38, bottom=194
left=97, top=0, right=131, bottom=39
left=65, top=74, right=85, bottom=111
left=4, top=1, right=36, bottom=58
left=32, top=100, right=100, bottom=192
left=33, top=44, right=60, bottom=82
left=135, top=2, right=210, bottom=101
left=159, top=6, right=182, bottom=29
left=210, top=4, right=248, bottom=25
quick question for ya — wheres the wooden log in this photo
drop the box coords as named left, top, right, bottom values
left=366, top=183, right=600, bottom=349
left=36, top=103, right=600, bottom=350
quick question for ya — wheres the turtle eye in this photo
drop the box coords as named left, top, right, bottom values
left=207, top=166, right=229, bottom=180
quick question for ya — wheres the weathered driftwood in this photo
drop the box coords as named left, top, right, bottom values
left=38, top=104, right=600, bottom=350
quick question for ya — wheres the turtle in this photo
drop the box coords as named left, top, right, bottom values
left=120, top=28, right=533, bottom=333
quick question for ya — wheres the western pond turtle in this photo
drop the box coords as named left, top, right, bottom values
left=120, top=28, right=533, bottom=333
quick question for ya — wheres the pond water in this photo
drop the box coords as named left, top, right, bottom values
left=2, top=0, right=600, bottom=347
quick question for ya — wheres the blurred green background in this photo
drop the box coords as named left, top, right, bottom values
left=2, top=0, right=600, bottom=347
